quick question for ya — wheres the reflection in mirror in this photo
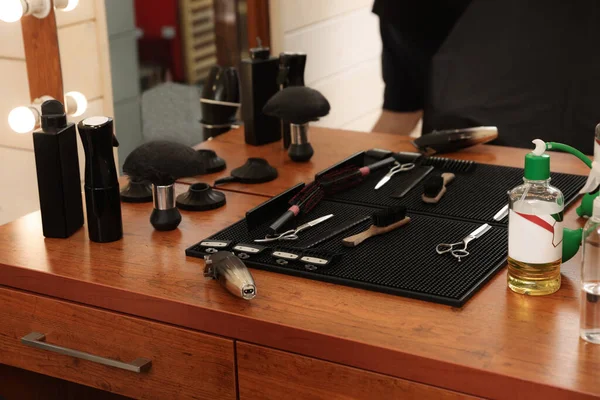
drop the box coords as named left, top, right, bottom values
left=104, top=0, right=249, bottom=167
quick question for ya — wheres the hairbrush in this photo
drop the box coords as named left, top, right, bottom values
left=268, top=157, right=396, bottom=233
left=422, top=173, right=455, bottom=204
left=269, top=182, right=324, bottom=233
left=342, top=206, right=410, bottom=247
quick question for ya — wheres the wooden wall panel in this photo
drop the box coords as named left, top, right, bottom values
left=213, top=0, right=241, bottom=67
left=247, top=0, right=270, bottom=48
left=21, top=10, right=64, bottom=101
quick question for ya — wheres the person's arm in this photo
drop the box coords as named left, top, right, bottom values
left=372, top=110, right=422, bottom=135
left=372, top=0, right=470, bottom=135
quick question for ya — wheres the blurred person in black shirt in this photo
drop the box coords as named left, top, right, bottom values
left=372, top=0, right=600, bottom=154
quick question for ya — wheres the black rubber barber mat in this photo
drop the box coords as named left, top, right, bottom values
left=187, top=153, right=587, bottom=307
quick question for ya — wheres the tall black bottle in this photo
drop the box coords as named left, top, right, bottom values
left=240, top=44, right=280, bottom=145
left=32, top=100, right=84, bottom=238
left=77, top=116, right=123, bottom=242
left=277, top=52, right=306, bottom=149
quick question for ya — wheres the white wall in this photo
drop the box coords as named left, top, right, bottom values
left=269, top=0, right=383, bottom=132
left=0, top=0, right=113, bottom=226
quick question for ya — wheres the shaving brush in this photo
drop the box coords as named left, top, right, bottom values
left=263, top=86, right=330, bottom=162
left=123, top=141, right=206, bottom=231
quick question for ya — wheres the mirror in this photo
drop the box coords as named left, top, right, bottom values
left=103, top=0, right=252, bottom=166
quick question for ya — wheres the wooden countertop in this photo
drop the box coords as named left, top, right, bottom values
left=183, top=127, right=591, bottom=195
left=1, top=128, right=598, bottom=399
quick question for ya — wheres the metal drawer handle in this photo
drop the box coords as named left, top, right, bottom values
left=21, top=332, right=152, bottom=373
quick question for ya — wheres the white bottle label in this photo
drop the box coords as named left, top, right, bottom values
left=509, top=209, right=564, bottom=264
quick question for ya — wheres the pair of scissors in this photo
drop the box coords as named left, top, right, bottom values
left=436, top=223, right=491, bottom=262
left=254, top=214, right=334, bottom=243
left=374, top=162, right=416, bottom=190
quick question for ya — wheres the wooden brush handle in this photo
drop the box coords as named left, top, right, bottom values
left=342, top=217, right=411, bottom=247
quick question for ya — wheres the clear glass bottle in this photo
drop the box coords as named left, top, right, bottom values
left=581, top=197, right=600, bottom=343
left=508, top=151, right=564, bottom=295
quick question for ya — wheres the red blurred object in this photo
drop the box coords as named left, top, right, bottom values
left=134, top=0, right=184, bottom=82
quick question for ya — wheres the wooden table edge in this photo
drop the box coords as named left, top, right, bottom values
left=0, top=263, right=594, bottom=400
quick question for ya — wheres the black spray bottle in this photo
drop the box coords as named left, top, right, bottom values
left=240, top=40, right=280, bottom=145
left=77, top=116, right=123, bottom=242
left=277, top=52, right=306, bottom=149
left=32, top=100, right=84, bottom=238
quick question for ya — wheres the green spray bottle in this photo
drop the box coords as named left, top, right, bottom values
left=534, top=140, right=595, bottom=262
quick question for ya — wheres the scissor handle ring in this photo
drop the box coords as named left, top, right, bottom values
left=452, top=249, right=470, bottom=260
left=436, top=243, right=454, bottom=254
left=280, top=234, right=299, bottom=241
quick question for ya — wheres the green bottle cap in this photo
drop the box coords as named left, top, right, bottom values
left=524, top=153, right=550, bottom=180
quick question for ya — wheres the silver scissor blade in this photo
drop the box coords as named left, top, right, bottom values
left=375, top=175, right=391, bottom=190
left=298, top=214, right=334, bottom=230
left=469, top=223, right=491, bottom=239
left=493, top=204, right=509, bottom=221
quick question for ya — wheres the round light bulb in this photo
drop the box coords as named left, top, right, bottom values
left=8, top=106, right=37, bottom=134
left=0, top=0, right=25, bottom=23
left=60, top=0, right=79, bottom=12
left=65, top=91, right=88, bottom=117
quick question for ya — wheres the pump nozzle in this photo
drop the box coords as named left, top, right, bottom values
left=532, top=139, right=546, bottom=156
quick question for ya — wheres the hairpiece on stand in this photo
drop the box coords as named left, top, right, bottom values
left=120, top=178, right=153, bottom=203
left=263, top=86, right=330, bottom=162
left=176, top=183, right=226, bottom=211
left=214, top=158, right=278, bottom=186
left=123, top=141, right=207, bottom=231
left=196, top=149, right=226, bottom=174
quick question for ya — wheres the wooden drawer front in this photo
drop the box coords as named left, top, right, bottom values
left=0, top=287, right=236, bottom=400
left=237, top=342, right=478, bottom=400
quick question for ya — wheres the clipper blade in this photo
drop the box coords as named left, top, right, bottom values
left=204, top=251, right=257, bottom=300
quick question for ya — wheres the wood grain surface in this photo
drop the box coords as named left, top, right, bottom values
left=237, top=342, right=480, bottom=400
left=0, top=128, right=598, bottom=399
left=246, top=0, right=271, bottom=49
left=0, top=287, right=236, bottom=400
left=183, top=127, right=590, bottom=196
left=20, top=11, right=64, bottom=101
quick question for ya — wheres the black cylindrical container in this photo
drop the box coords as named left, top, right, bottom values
left=32, top=100, right=84, bottom=238
left=278, top=52, right=306, bottom=149
left=240, top=45, right=280, bottom=145
left=78, top=116, right=123, bottom=243
left=288, top=122, right=313, bottom=162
